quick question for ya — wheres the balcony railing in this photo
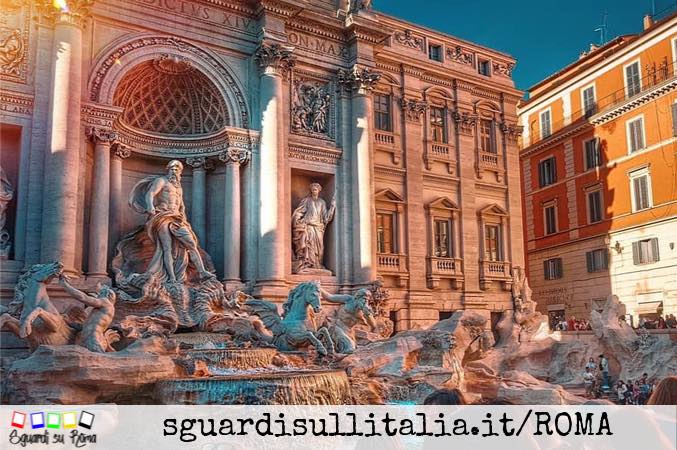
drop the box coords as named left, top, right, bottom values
left=427, top=256, right=463, bottom=275
left=431, top=143, right=451, bottom=156
left=526, top=59, right=677, bottom=146
left=478, top=151, right=499, bottom=168
left=480, top=260, right=511, bottom=279
left=377, top=253, right=405, bottom=272
left=374, top=131, right=395, bottom=146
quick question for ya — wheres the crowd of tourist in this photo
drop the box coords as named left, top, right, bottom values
left=636, top=314, right=677, bottom=329
left=582, top=355, right=656, bottom=404
left=550, top=314, right=592, bottom=331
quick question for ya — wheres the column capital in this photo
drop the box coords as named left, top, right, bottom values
left=36, top=0, right=94, bottom=27
left=219, top=147, right=251, bottom=166
left=85, top=126, right=117, bottom=144
left=111, top=142, right=131, bottom=160
left=254, top=42, right=295, bottom=78
left=185, top=156, right=215, bottom=171
left=337, top=65, right=381, bottom=95
left=453, top=110, right=478, bottom=136
left=400, top=97, right=428, bottom=123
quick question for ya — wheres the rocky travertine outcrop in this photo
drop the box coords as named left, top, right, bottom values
left=4, top=337, right=182, bottom=404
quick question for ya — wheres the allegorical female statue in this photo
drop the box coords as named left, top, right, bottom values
left=291, top=183, right=336, bottom=274
left=0, top=165, right=14, bottom=258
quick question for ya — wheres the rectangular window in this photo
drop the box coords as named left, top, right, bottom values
left=480, top=119, right=496, bottom=153
left=584, top=138, right=601, bottom=170
left=478, top=59, right=491, bottom=76
left=540, top=109, right=552, bottom=139
left=582, top=86, right=596, bottom=117
left=538, top=157, right=557, bottom=187
left=428, top=44, right=442, bottom=62
left=434, top=219, right=451, bottom=257
left=376, top=213, right=394, bottom=254
left=586, top=249, right=609, bottom=273
left=543, top=258, right=563, bottom=280
left=484, top=225, right=500, bottom=261
left=630, top=170, right=652, bottom=212
left=544, top=204, right=557, bottom=235
left=632, top=238, right=660, bottom=265
left=587, top=190, right=603, bottom=223
left=672, top=103, right=677, bottom=137
left=625, top=61, right=641, bottom=98
left=374, top=94, right=392, bottom=132
left=626, top=117, right=645, bottom=153
left=430, top=106, right=446, bottom=143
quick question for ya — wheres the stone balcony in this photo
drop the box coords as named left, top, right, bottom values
left=377, top=252, right=409, bottom=287
left=424, top=142, right=456, bottom=175
left=373, top=130, right=401, bottom=164
left=479, top=260, right=512, bottom=290
left=426, top=256, right=463, bottom=289
left=477, top=150, right=504, bottom=182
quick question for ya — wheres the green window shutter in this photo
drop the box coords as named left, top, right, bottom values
left=632, top=241, right=640, bottom=265
left=651, top=238, right=660, bottom=263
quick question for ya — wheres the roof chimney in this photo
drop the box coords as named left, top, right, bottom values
left=643, top=14, right=654, bottom=30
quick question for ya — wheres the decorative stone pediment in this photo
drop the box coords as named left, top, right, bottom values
left=426, top=197, right=459, bottom=212
left=375, top=188, right=405, bottom=204
left=479, top=203, right=508, bottom=217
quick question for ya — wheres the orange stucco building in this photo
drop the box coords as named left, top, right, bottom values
left=519, top=13, right=677, bottom=325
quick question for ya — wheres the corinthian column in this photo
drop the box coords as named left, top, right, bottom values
left=220, top=147, right=250, bottom=286
left=86, top=127, right=117, bottom=277
left=185, top=157, right=212, bottom=246
left=253, top=42, right=295, bottom=296
left=338, top=65, right=381, bottom=285
left=109, top=142, right=130, bottom=260
left=39, top=1, right=92, bottom=271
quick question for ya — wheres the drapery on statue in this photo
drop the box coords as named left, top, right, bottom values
left=291, top=183, right=336, bottom=274
left=0, top=164, right=14, bottom=258
left=320, top=288, right=377, bottom=354
left=127, top=159, right=214, bottom=284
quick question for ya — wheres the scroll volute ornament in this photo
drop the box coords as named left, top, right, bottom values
left=400, top=98, right=428, bottom=122
left=36, top=0, right=94, bottom=26
left=337, top=65, right=381, bottom=93
left=453, top=111, right=478, bottom=136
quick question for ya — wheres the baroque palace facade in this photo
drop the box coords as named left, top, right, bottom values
left=0, top=0, right=524, bottom=331
left=519, top=13, right=677, bottom=325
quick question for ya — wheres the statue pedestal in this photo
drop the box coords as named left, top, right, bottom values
left=294, top=268, right=332, bottom=277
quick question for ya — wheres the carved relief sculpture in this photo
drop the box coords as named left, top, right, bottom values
left=291, top=78, right=332, bottom=137
left=493, top=61, right=515, bottom=77
left=0, top=29, right=24, bottom=76
left=346, top=0, right=373, bottom=14
left=446, top=45, right=474, bottom=66
left=394, top=29, right=424, bottom=51
left=291, top=183, right=336, bottom=274
left=0, top=164, right=13, bottom=258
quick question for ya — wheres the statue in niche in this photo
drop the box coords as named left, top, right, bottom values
left=291, top=81, right=331, bottom=136
left=291, top=183, right=336, bottom=274
left=126, top=159, right=214, bottom=284
left=0, top=164, right=13, bottom=258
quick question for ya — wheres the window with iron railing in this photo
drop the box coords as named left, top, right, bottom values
left=582, top=86, right=597, bottom=117
left=625, top=62, right=641, bottom=98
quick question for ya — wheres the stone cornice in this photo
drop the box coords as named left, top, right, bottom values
left=81, top=102, right=123, bottom=129
left=288, top=143, right=342, bottom=165
left=86, top=126, right=118, bottom=144
left=0, top=90, right=33, bottom=116
left=590, top=78, right=676, bottom=126
left=521, top=121, right=591, bottom=158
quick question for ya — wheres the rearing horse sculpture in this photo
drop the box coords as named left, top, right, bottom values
left=245, top=281, right=334, bottom=356
left=0, top=261, right=78, bottom=351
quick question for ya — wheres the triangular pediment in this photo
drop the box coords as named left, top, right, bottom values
left=479, top=203, right=508, bottom=217
left=427, top=197, right=459, bottom=211
left=375, top=188, right=405, bottom=203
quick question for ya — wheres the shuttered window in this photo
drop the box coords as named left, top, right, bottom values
left=544, top=205, right=557, bottom=235
left=584, top=138, right=601, bottom=170
left=587, top=190, right=603, bottom=223
left=631, top=172, right=651, bottom=212
left=627, top=117, right=645, bottom=153
left=540, top=110, right=552, bottom=139
left=625, top=62, right=641, bottom=98
left=583, top=86, right=596, bottom=117
left=586, top=249, right=608, bottom=273
left=672, top=103, right=677, bottom=137
left=632, top=238, right=660, bottom=265
left=543, top=258, right=563, bottom=280
left=538, top=157, right=557, bottom=187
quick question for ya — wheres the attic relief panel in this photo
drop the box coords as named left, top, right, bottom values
left=291, top=74, right=335, bottom=140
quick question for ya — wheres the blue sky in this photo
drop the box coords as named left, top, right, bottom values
left=376, top=0, right=672, bottom=94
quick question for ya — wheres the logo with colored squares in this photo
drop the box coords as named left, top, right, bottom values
left=11, top=411, right=95, bottom=430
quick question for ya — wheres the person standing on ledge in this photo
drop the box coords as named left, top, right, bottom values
left=129, top=160, right=214, bottom=283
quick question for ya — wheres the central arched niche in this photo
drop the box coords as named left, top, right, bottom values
left=113, top=56, right=230, bottom=137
